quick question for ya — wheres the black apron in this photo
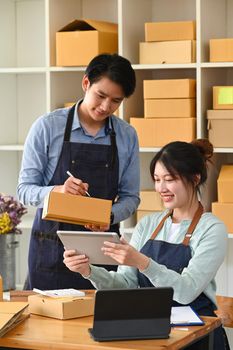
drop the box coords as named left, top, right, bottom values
left=27, top=104, right=119, bottom=290
left=137, top=203, right=229, bottom=350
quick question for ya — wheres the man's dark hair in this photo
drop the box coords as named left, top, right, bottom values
left=85, top=53, right=136, bottom=97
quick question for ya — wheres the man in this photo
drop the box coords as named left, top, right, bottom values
left=17, top=53, right=140, bottom=290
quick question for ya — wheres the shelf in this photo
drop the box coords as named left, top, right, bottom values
left=50, top=66, right=86, bottom=72
left=140, top=147, right=161, bottom=153
left=0, top=67, right=46, bottom=74
left=0, top=145, right=24, bottom=151
left=133, top=63, right=197, bottom=70
left=213, top=148, right=233, bottom=153
left=201, top=62, right=233, bottom=68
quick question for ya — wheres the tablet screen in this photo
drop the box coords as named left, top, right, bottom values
left=57, top=231, right=120, bottom=265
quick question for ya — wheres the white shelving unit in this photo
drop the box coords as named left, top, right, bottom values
left=1, top=1, right=233, bottom=324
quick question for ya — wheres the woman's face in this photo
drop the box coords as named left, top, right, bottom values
left=153, top=161, right=194, bottom=211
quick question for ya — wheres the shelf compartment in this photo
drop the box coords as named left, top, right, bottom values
left=0, top=0, right=45, bottom=68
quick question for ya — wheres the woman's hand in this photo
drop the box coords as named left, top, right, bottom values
left=102, top=237, right=150, bottom=271
left=63, top=249, right=91, bottom=277
left=53, top=176, right=89, bottom=196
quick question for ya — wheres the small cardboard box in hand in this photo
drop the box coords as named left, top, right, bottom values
left=42, top=191, right=112, bottom=226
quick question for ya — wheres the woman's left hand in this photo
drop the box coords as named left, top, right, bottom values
left=102, top=237, right=150, bottom=271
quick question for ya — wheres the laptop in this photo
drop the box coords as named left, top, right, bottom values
left=89, top=287, right=174, bottom=342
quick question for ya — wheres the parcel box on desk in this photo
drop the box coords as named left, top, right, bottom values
left=139, top=40, right=196, bottom=64
left=212, top=202, right=233, bottom=233
left=28, top=294, right=94, bottom=320
left=56, top=19, right=118, bottom=66
left=217, top=165, right=233, bottom=203
left=144, top=98, right=196, bottom=118
left=130, top=118, right=196, bottom=148
left=42, top=191, right=112, bottom=226
left=145, top=21, right=196, bottom=42
left=143, top=79, right=196, bottom=99
left=207, top=110, right=233, bottom=147
left=139, top=190, right=164, bottom=211
left=213, top=86, right=233, bottom=110
left=210, top=38, right=233, bottom=62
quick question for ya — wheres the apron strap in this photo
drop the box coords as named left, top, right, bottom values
left=109, top=118, right=117, bottom=169
left=150, top=202, right=204, bottom=245
left=64, top=106, right=117, bottom=170
left=182, top=202, right=204, bottom=246
left=150, top=211, right=172, bottom=240
left=64, top=104, right=75, bottom=142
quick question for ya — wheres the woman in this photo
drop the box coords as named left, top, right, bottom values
left=64, top=139, right=229, bottom=349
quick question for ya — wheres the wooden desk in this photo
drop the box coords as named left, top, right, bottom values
left=0, top=313, right=221, bottom=350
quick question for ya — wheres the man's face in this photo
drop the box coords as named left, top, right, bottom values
left=82, top=75, right=125, bottom=122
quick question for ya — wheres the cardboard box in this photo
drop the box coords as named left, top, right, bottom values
left=212, top=202, right=233, bottom=233
left=213, top=86, right=233, bottom=110
left=137, top=210, right=155, bottom=222
left=143, top=79, right=196, bottom=99
left=56, top=19, right=118, bottom=66
left=145, top=21, right=196, bottom=42
left=207, top=110, right=233, bottom=147
left=42, top=191, right=112, bottom=226
left=138, top=190, right=164, bottom=211
left=139, top=40, right=196, bottom=64
left=130, top=117, right=196, bottom=147
left=210, top=38, right=233, bottom=62
left=217, top=165, right=233, bottom=203
left=28, top=294, right=94, bottom=320
left=0, top=302, right=29, bottom=337
left=144, top=98, right=196, bottom=118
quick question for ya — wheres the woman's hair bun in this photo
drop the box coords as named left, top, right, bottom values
left=191, top=138, right=213, bottom=162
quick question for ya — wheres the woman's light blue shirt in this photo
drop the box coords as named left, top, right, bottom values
left=87, top=211, right=227, bottom=306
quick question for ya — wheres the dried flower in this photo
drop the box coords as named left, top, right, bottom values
left=0, top=193, right=27, bottom=234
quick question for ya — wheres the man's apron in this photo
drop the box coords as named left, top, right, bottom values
left=137, top=203, right=229, bottom=350
left=27, top=105, right=119, bottom=290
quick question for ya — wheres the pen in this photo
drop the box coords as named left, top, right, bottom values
left=66, top=170, right=91, bottom=197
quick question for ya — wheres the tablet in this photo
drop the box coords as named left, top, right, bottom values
left=57, top=231, right=120, bottom=265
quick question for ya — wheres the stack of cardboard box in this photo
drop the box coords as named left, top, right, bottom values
left=212, top=165, right=233, bottom=233
left=130, top=78, right=196, bottom=147
left=207, top=86, right=233, bottom=147
left=137, top=191, right=164, bottom=222
left=139, top=20, right=196, bottom=64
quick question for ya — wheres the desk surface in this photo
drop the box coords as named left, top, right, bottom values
left=0, top=313, right=221, bottom=350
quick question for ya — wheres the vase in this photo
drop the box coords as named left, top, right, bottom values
left=0, top=233, right=19, bottom=291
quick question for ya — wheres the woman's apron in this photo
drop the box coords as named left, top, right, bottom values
left=27, top=104, right=120, bottom=290
left=137, top=203, right=229, bottom=350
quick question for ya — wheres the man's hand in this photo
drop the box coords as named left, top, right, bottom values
left=84, top=224, right=110, bottom=232
left=52, top=176, right=89, bottom=196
